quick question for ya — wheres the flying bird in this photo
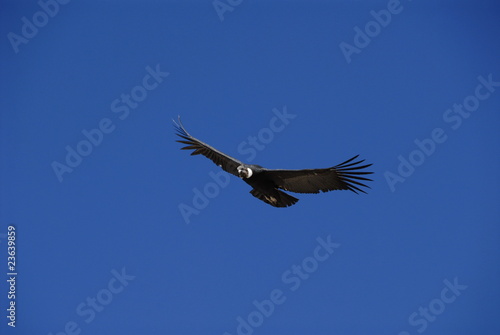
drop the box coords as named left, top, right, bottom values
left=174, top=117, right=373, bottom=207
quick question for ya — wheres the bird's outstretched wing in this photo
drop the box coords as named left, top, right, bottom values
left=173, top=117, right=243, bottom=177
left=263, top=156, right=373, bottom=194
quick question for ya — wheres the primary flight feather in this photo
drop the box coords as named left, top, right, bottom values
left=174, top=117, right=373, bottom=207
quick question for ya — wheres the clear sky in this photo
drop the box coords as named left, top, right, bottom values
left=1, top=0, right=499, bottom=334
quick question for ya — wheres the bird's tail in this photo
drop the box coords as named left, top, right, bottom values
left=250, top=188, right=298, bottom=208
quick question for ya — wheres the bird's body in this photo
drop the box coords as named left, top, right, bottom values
left=174, top=117, right=373, bottom=207
left=236, top=164, right=300, bottom=207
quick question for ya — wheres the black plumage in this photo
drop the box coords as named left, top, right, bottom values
left=174, top=117, right=373, bottom=207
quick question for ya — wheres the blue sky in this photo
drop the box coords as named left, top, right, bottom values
left=1, top=0, right=499, bottom=334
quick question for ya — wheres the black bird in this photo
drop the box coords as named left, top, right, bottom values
left=174, top=117, right=373, bottom=207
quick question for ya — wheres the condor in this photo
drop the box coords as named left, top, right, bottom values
left=174, top=117, right=373, bottom=207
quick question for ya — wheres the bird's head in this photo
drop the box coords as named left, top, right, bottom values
left=237, top=165, right=253, bottom=179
